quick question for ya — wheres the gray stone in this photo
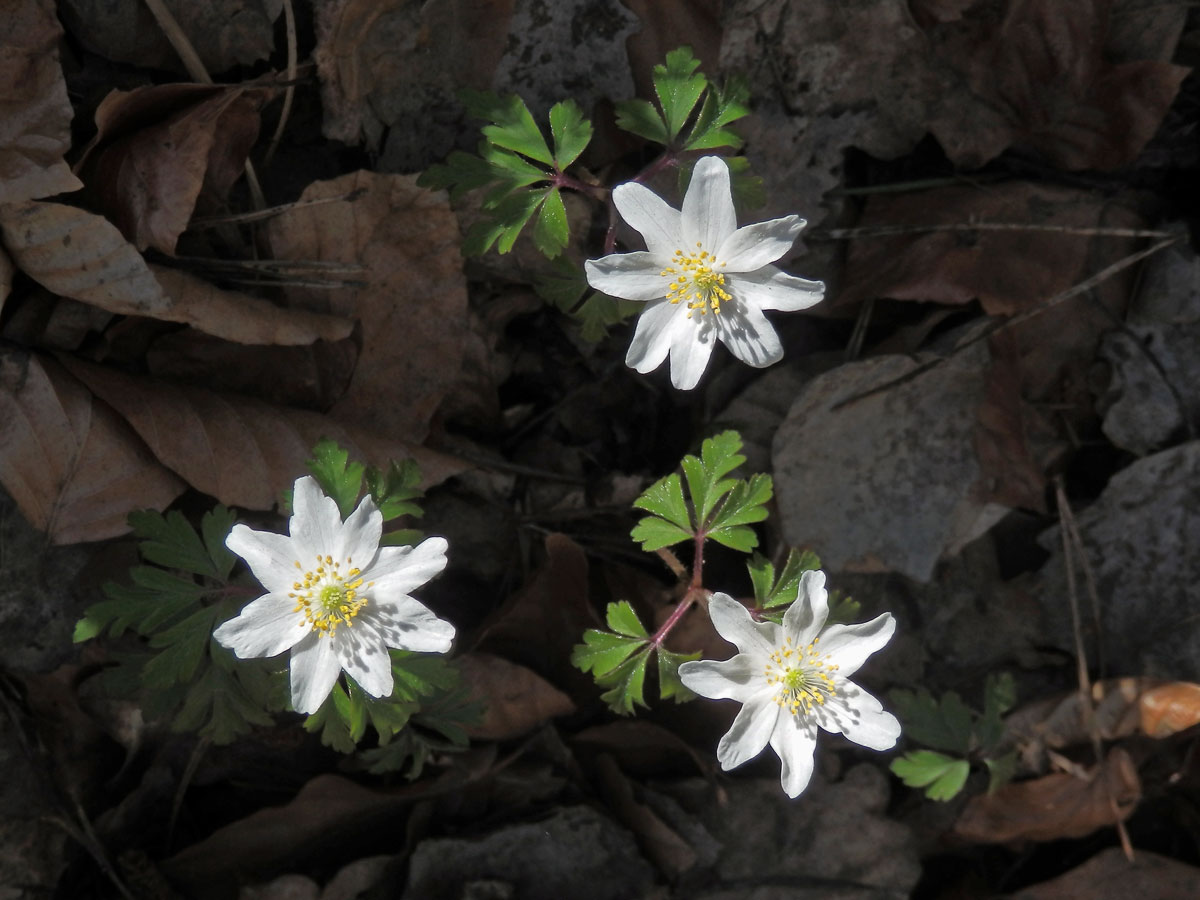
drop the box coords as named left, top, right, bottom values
left=401, top=805, right=654, bottom=900
left=1036, top=441, right=1200, bottom=679
left=771, top=345, right=1005, bottom=582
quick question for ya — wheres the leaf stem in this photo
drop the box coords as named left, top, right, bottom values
left=650, top=532, right=707, bottom=648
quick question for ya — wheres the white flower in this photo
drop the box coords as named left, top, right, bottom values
left=678, top=571, right=900, bottom=798
left=584, top=155, right=824, bottom=390
left=214, top=476, right=454, bottom=715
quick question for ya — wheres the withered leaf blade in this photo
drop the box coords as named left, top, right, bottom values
left=457, top=652, right=575, bottom=741
left=148, top=265, right=354, bottom=346
left=77, top=84, right=266, bottom=254
left=267, top=171, right=469, bottom=443
left=57, top=356, right=469, bottom=510
left=953, top=748, right=1140, bottom=844
left=0, top=0, right=83, bottom=203
left=1012, top=846, right=1200, bottom=900
left=0, top=346, right=184, bottom=544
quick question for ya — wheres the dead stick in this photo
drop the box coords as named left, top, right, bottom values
left=812, top=222, right=1175, bottom=241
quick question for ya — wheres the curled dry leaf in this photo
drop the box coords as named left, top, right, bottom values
left=0, top=347, right=184, bottom=544
left=0, top=0, right=83, bottom=204
left=267, top=171, right=469, bottom=443
left=953, top=748, right=1140, bottom=844
left=1012, top=846, right=1200, bottom=900
left=57, top=355, right=468, bottom=510
left=148, top=265, right=354, bottom=346
left=76, top=84, right=267, bottom=254
left=457, top=652, right=575, bottom=742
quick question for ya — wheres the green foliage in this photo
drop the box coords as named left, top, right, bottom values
left=304, top=651, right=467, bottom=757
left=890, top=673, right=1019, bottom=801
left=748, top=548, right=821, bottom=608
left=631, top=430, right=772, bottom=552
left=303, top=438, right=426, bottom=544
left=418, top=92, right=593, bottom=258
left=890, top=751, right=971, bottom=802
left=75, top=507, right=289, bottom=744
left=614, top=47, right=749, bottom=151
left=570, top=601, right=699, bottom=714
left=531, top=257, right=640, bottom=341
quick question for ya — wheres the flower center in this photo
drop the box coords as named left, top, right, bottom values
left=662, top=243, right=731, bottom=317
left=764, top=636, right=840, bottom=717
left=289, top=554, right=372, bottom=637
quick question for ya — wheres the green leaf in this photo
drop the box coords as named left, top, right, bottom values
left=464, top=189, right=545, bottom=256
left=142, top=607, right=223, bottom=689
left=656, top=647, right=700, bottom=702
left=825, top=590, right=862, bottom=627
left=606, top=600, right=649, bottom=639
left=630, top=517, right=693, bottom=552
left=365, top=458, right=424, bottom=522
left=532, top=256, right=590, bottom=312
left=682, top=430, right=745, bottom=527
left=128, top=510, right=218, bottom=579
left=984, top=751, right=1018, bottom=794
left=633, top=473, right=692, bottom=532
left=707, top=473, right=772, bottom=550
left=654, top=46, right=707, bottom=140
left=725, top=156, right=766, bottom=211
left=750, top=548, right=822, bottom=610
left=596, top=648, right=650, bottom=715
left=306, top=438, right=365, bottom=518
left=480, top=144, right=552, bottom=186
left=613, top=98, right=669, bottom=144
left=532, top=188, right=568, bottom=258
left=418, top=150, right=499, bottom=202
left=201, top=506, right=238, bottom=580
left=890, top=688, right=975, bottom=756
left=977, top=672, right=1017, bottom=751
left=572, top=292, right=640, bottom=342
left=683, top=75, right=750, bottom=151
left=571, top=629, right=647, bottom=676
left=890, top=751, right=970, bottom=802
left=463, top=90, right=554, bottom=166
left=548, top=99, right=592, bottom=168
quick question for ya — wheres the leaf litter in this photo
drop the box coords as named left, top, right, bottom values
left=1, top=0, right=1200, bottom=896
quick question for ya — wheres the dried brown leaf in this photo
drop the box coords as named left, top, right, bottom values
left=908, top=0, right=980, bottom=25
left=76, top=84, right=266, bottom=254
left=57, top=355, right=468, bottom=510
left=623, top=0, right=722, bottom=97
left=1012, top=847, right=1200, bottom=900
left=974, top=333, right=1048, bottom=511
left=1139, top=682, right=1200, bottom=738
left=0, top=0, right=83, bottom=204
left=572, top=721, right=713, bottom=778
left=458, top=652, right=575, bottom=741
left=268, top=171, right=468, bottom=442
left=148, top=265, right=354, bottom=346
left=953, top=748, right=1140, bottom=844
left=593, top=754, right=697, bottom=879
left=0, top=347, right=184, bottom=544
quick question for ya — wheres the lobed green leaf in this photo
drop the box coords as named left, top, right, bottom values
left=548, top=99, right=592, bottom=168
left=653, top=46, right=707, bottom=140
left=613, top=98, right=669, bottom=144
left=571, top=629, right=647, bottom=676
left=307, top=438, right=366, bottom=518
left=596, top=648, right=650, bottom=715
left=890, top=750, right=971, bottom=801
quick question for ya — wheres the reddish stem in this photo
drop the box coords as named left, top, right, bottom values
left=650, top=531, right=708, bottom=648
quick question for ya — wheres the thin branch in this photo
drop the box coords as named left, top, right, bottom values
left=811, top=222, right=1176, bottom=242
left=263, top=0, right=297, bottom=165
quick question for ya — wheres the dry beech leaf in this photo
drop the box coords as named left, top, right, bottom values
left=953, top=748, right=1140, bottom=844
left=268, top=171, right=468, bottom=443
left=0, top=347, right=184, bottom=544
left=1138, top=682, right=1200, bottom=737
left=76, top=84, right=267, bottom=254
left=0, top=201, right=166, bottom=315
left=148, top=265, right=354, bottom=346
left=1012, top=846, right=1200, bottom=900
left=0, top=0, right=83, bottom=204
left=57, top=356, right=468, bottom=510
left=457, top=652, right=575, bottom=741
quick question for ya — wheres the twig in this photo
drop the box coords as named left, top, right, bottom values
left=166, top=737, right=210, bottom=853
left=190, top=191, right=367, bottom=229
left=1057, top=484, right=1107, bottom=679
left=263, top=0, right=297, bottom=165
left=830, top=235, right=1179, bottom=410
left=811, top=222, right=1176, bottom=242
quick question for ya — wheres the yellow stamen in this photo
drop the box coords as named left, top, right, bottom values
left=287, top=560, right=368, bottom=637
left=662, top=244, right=731, bottom=316
left=763, top=636, right=841, bottom=717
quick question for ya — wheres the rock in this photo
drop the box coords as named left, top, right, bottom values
left=401, top=805, right=654, bottom=900
left=1036, top=441, right=1200, bottom=679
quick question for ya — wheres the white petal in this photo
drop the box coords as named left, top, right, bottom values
left=334, top=619, right=394, bottom=698
left=225, top=525, right=301, bottom=594
left=339, top=493, right=383, bottom=565
left=713, top=303, right=783, bottom=369
left=820, top=613, right=897, bottom=679
left=290, top=475, right=343, bottom=564
left=717, top=216, right=804, bottom=272
left=289, top=632, right=344, bottom=714
left=367, top=537, right=448, bottom=598
left=585, top=252, right=669, bottom=301
left=612, top=182, right=683, bottom=257
left=367, top=595, right=455, bottom=654
left=730, top=266, right=825, bottom=312
left=769, top=714, right=819, bottom=798
left=717, top=697, right=781, bottom=770
left=818, top=681, right=902, bottom=751
left=706, top=592, right=777, bottom=658
left=678, top=655, right=762, bottom=703
left=626, top=299, right=683, bottom=374
left=682, top=157, right=737, bottom=252
left=782, top=570, right=829, bottom=648
left=668, top=313, right=717, bottom=390
left=213, top=592, right=309, bottom=658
